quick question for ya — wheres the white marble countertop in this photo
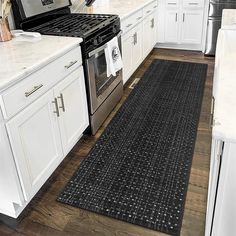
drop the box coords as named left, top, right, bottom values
left=212, top=28, right=236, bottom=142
left=0, top=36, right=83, bottom=92
left=71, top=0, right=157, bottom=20
left=222, top=9, right=236, bottom=28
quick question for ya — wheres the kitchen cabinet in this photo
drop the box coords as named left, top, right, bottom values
left=164, top=10, right=179, bottom=43
left=157, top=0, right=206, bottom=50
left=6, top=66, right=88, bottom=202
left=181, top=10, right=204, bottom=44
left=0, top=39, right=89, bottom=218
left=122, top=24, right=143, bottom=84
left=55, top=68, right=88, bottom=155
left=143, top=13, right=156, bottom=57
left=205, top=29, right=236, bottom=236
left=6, top=90, right=64, bottom=201
left=121, top=0, right=158, bottom=84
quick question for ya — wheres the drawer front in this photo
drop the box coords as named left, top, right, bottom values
left=0, top=47, right=82, bottom=119
left=143, top=1, right=158, bottom=17
left=183, top=0, right=204, bottom=8
left=121, top=9, right=143, bottom=33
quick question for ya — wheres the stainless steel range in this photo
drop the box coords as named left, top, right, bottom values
left=12, top=0, right=123, bottom=134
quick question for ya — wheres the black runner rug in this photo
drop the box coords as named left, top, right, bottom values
left=58, top=60, right=208, bottom=235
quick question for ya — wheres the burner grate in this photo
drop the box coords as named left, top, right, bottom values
left=29, top=13, right=117, bottom=37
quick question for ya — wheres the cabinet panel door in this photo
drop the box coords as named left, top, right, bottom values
left=132, top=24, right=143, bottom=69
left=164, top=10, right=179, bottom=43
left=54, top=68, right=89, bottom=155
left=143, top=15, right=152, bottom=57
left=181, top=10, right=203, bottom=44
left=6, top=90, right=63, bottom=200
left=122, top=31, right=134, bottom=84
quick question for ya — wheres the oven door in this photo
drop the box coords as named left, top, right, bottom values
left=86, top=34, right=123, bottom=114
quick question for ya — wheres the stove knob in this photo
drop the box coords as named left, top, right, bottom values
left=94, top=39, right=99, bottom=46
left=112, top=25, right=117, bottom=33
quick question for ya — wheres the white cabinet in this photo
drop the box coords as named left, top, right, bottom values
left=121, top=0, right=158, bottom=84
left=0, top=43, right=89, bottom=218
left=164, top=10, right=179, bottom=43
left=158, top=0, right=205, bottom=50
left=6, top=67, right=88, bottom=201
left=181, top=10, right=204, bottom=44
left=122, top=23, right=143, bottom=84
left=122, top=31, right=134, bottom=83
left=55, top=68, right=89, bottom=155
left=6, top=90, right=63, bottom=200
left=143, top=13, right=156, bottom=56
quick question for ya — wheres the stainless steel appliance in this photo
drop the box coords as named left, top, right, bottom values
left=12, top=0, right=123, bottom=135
left=205, top=0, right=236, bottom=55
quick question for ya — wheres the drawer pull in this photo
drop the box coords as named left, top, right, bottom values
left=25, top=84, right=43, bottom=97
left=64, top=60, right=78, bottom=69
left=153, top=5, right=157, bottom=8
left=146, top=10, right=151, bottom=13
left=137, top=16, right=143, bottom=20
left=151, top=18, right=155, bottom=28
left=52, top=98, right=60, bottom=117
left=126, top=23, right=133, bottom=28
left=168, top=2, right=177, bottom=4
left=58, top=93, right=66, bottom=112
left=189, top=2, right=198, bottom=5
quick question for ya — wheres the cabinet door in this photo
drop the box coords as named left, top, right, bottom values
left=6, top=90, right=63, bottom=200
left=54, top=67, right=89, bottom=155
left=143, top=13, right=157, bottom=57
left=181, top=10, right=203, bottom=44
left=164, top=10, right=179, bottom=43
left=132, top=24, right=143, bottom=70
left=122, top=31, right=134, bottom=84
left=143, top=15, right=152, bottom=57
left=205, top=139, right=223, bottom=236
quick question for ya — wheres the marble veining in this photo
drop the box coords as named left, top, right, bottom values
left=71, top=0, right=156, bottom=20
left=0, top=36, right=82, bottom=92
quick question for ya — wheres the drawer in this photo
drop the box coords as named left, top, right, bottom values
left=121, top=9, right=143, bottom=34
left=0, top=47, right=82, bottom=119
left=165, top=0, right=179, bottom=8
left=183, top=0, right=204, bottom=8
left=143, top=1, right=158, bottom=17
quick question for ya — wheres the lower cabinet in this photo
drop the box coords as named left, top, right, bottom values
left=6, top=66, right=88, bottom=200
left=181, top=10, right=204, bottom=44
left=122, top=23, right=143, bottom=84
left=54, top=68, right=88, bottom=155
left=143, top=12, right=157, bottom=56
left=164, top=10, right=179, bottom=43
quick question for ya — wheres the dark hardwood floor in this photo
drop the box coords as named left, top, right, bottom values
left=0, top=49, right=215, bottom=236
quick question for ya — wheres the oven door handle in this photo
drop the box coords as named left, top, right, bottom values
left=88, top=31, right=122, bottom=58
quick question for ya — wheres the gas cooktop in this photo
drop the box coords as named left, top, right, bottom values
left=28, top=13, right=119, bottom=38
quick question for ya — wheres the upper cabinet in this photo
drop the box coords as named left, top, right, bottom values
left=158, top=0, right=206, bottom=50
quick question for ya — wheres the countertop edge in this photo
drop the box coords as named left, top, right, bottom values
left=0, top=38, right=83, bottom=93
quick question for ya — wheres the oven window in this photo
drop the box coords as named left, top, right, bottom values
left=93, top=53, right=118, bottom=97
